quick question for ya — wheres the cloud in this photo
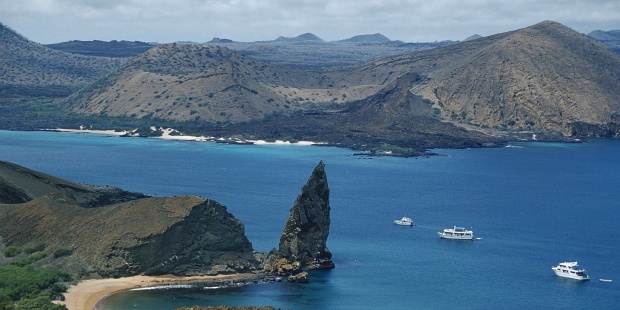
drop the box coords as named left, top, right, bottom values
left=0, top=0, right=619, bottom=44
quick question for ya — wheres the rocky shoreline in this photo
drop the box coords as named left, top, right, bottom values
left=0, top=101, right=608, bottom=158
left=1, top=160, right=336, bottom=308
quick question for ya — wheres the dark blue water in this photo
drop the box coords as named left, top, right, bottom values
left=1, top=130, right=619, bottom=309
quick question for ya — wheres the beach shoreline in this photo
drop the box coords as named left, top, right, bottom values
left=50, top=127, right=321, bottom=146
left=56, top=273, right=260, bottom=310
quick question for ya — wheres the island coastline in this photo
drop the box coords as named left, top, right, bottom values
left=55, top=273, right=261, bottom=310
left=49, top=127, right=322, bottom=146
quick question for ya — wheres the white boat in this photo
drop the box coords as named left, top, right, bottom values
left=599, top=279, right=612, bottom=283
left=551, top=262, right=589, bottom=280
left=394, top=216, right=414, bottom=226
left=437, top=226, right=473, bottom=240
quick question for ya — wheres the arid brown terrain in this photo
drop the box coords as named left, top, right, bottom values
left=1, top=21, right=619, bottom=156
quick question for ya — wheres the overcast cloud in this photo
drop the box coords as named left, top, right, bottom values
left=1, top=0, right=619, bottom=44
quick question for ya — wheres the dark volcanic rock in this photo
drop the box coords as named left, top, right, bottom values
left=0, top=160, right=336, bottom=280
left=0, top=161, right=259, bottom=277
left=0, top=160, right=146, bottom=207
left=0, top=193, right=260, bottom=278
left=277, top=161, right=334, bottom=270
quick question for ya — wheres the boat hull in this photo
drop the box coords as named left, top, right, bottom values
left=551, top=268, right=589, bottom=281
left=438, top=232, right=473, bottom=240
left=394, top=220, right=413, bottom=226
left=394, top=217, right=414, bottom=226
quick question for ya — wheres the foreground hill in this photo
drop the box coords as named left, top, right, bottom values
left=0, top=160, right=257, bottom=277
left=0, top=161, right=333, bottom=280
left=0, top=23, right=125, bottom=98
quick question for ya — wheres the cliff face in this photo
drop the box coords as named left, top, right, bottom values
left=0, top=160, right=335, bottom=280
left=277, top=161, right=334, bottom=270
left=0, top=161, right=259, bottom=277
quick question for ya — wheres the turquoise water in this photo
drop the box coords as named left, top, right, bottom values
left=1, top=131, right=619, bottom=309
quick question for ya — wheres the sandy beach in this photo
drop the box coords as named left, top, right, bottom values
left=51, top=127, right=321, bottom=145
left=56, top=273, right=258, bottom=310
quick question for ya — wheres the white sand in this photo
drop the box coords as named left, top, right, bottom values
left=55, top=273, right=256, bottom=310
left=51, top=127, right=323, bottom=145
left=52, top=127, right=128, bottom=136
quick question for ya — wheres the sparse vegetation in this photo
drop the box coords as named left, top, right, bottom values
left=10, top=251, right=48, bottom=267
left=1, top=20, right=618, bottom=158
left=3, top=247, right=21, bottom=258
left=0, top=24, right=123, bottom=99
left=0, top=265, right=71, bottom=310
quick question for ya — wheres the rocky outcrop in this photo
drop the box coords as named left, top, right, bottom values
left=0, top=161, right=259, bottom=277
left=0, top=192, right=260, bottom=277
left=0, top=160, right=338, bottom=282
left=287, top=271, right=309, bottom=283
left=271, top=161, right=334, bottom=272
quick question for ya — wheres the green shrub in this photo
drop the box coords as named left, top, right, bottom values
left=16, top=294, right=67, bottom=310
left=10, top=252, right=48, bottom=267
left=0, top=265, right=71, bottom=310
left=3, top=246, right=22, bottom=258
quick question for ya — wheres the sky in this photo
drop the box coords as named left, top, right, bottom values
left=1, top=0, right=619, bottom=44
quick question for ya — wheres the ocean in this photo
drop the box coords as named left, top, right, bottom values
left=1, top=130, right=619, bottom=309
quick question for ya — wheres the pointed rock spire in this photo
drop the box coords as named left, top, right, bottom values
left=278, top=161, right=334, bottom=269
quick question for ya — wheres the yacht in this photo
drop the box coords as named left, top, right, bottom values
left=551, top=262, right=589, bottom=280
left=437, top=226, right=473, bottom=240
left=394, top=216, right=414, bottom=226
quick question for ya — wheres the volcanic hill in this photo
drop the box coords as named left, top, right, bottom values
left=343, top=21, right=620, bottom=136
left=0, top=23, right=125, bottom=98
left=0, top=160, right=333, bottom=280
left=63, top=21, right=620, bottom=141
left=65, top=43, right=341, bottom=123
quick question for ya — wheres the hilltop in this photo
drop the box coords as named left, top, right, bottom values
left=205, top=34, right=455, bottom=69
left=340, top=21, right=620, bottom=136
left=0, top=23, right=125, bottom=98
left=588, top=29, right=620, bottom=54
left=45, top=40, right=155, bottom=58
left=64, top=43, right=338, bottom=123
left=274, top=32, right=324, bottom=42
left=337, top=33, right=391, bottom=44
